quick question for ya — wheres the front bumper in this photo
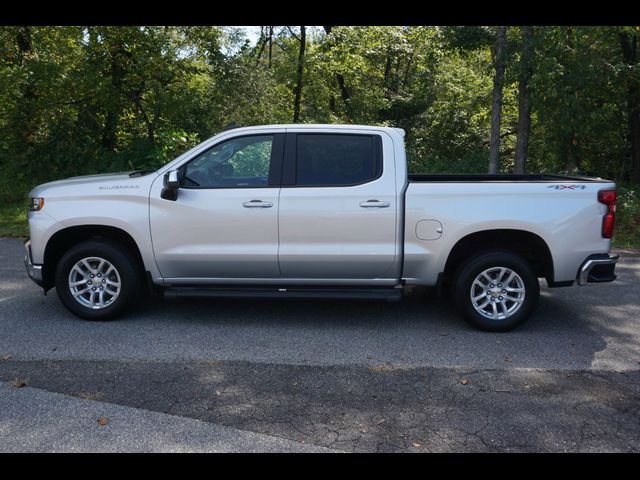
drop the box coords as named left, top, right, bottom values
left=24, top=239, right=44, bottom=287
left=577, top=253, right=618, bottom=286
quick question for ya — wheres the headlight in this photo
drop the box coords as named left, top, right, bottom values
left=29, top=197, right=45, bottom=211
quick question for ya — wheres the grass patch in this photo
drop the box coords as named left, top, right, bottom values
left=0, top=201, right=28, bottom=237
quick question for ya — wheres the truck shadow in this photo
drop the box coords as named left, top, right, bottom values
left=3, top=240, right=638, bottom=371
left=124, top=255, right=640, bottom=371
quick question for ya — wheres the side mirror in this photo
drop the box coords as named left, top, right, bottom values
left=161, top=170, right=180, bottom=201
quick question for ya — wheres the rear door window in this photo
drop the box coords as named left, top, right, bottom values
left=295, top=134, right=381, bottom=187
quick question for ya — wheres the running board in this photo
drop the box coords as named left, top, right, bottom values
left=163, top=286, right=403, bottom=302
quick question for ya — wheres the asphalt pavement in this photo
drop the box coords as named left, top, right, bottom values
left=1, top=237, right=639, bottom=452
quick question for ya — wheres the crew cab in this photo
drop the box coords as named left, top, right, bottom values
left=24, top=124, right=619, bottom=331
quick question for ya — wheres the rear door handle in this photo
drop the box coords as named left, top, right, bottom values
left=359, top=200, right=390, bottom=208
left=242, top=200, right=273, bottom=208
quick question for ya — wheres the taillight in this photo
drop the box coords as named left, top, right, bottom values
left=598, top=190, right=617, bottom=239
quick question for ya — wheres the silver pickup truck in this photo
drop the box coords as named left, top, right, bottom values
left=24, top=124, right=619, bottom=331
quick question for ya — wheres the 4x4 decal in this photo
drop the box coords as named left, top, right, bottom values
left=547, top=185, right=586, bottom=190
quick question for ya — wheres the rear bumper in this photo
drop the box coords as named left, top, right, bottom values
left=24, top=239, right=44, bottom=287
left=577, top=253, right=618, bottom=286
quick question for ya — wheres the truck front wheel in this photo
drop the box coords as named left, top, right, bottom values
left=55, top=240, right=140, bottom=320
left=453, top=250, right=539, bottom=332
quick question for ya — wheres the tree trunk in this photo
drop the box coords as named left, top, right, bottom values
left=564, top=133, right=580, bottom=173
left=336, top=74, right=350, bottom=104
left=563, top=27, right=581, bottom=173
left=390, top=56, right=402, bottom=93
left=620, top=29, right=640, bottom=183
left=15, top=26, right=38, bottom=146
left=15, top=26, right=33, bottom=55
left=323, top=26, right=351, bottom=111
left=383, top=47, right=393, bottom=89
left=489, top=26, right=507, bottom=174
left=255, top=26, right=271, bottom=66
left=514, top=26, right=533, bottom=174
left=292, top=26, right=306, bottom=123
left=134, top=95, right=156, bottom=146
left=101, top=45, right=126, bottom=152
left=268, top=26, right=273, bottom=68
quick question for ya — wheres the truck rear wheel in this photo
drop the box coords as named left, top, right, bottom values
left=55, top=240, right=140, bottom=320
left=453, top=250, right=539, bottom=332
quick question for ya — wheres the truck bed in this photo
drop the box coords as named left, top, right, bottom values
left=408, top=173, right=611, bottom=183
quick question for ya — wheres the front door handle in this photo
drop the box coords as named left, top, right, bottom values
left=359, top=199, right=390, bottom=208
left=242, top=200, right=273, bottom=208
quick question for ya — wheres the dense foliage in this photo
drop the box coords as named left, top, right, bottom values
left=0, top=26, right=639, bottom=244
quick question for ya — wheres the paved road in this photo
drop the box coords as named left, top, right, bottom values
left=1, top=237, right=639, bottom=452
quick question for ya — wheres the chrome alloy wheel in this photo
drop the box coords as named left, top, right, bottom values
left=470, top=266, right=525, bottom=320
left=68, top=257, right=121, bottom=310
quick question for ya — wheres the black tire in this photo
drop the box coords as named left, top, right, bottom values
left=55, top=240, right=140, bottom=320
left=452, top=250, right=539, bottom=332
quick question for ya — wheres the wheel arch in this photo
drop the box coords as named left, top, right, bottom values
left=42, top=225, right=147, bottom=291
left=441, top=229, right=555, bottom=286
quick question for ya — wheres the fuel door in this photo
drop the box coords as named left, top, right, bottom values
left=416, top=219, right=443, bottom=241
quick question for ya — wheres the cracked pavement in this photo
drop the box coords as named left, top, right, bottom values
left=1, top=237, right=639, bottom=452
